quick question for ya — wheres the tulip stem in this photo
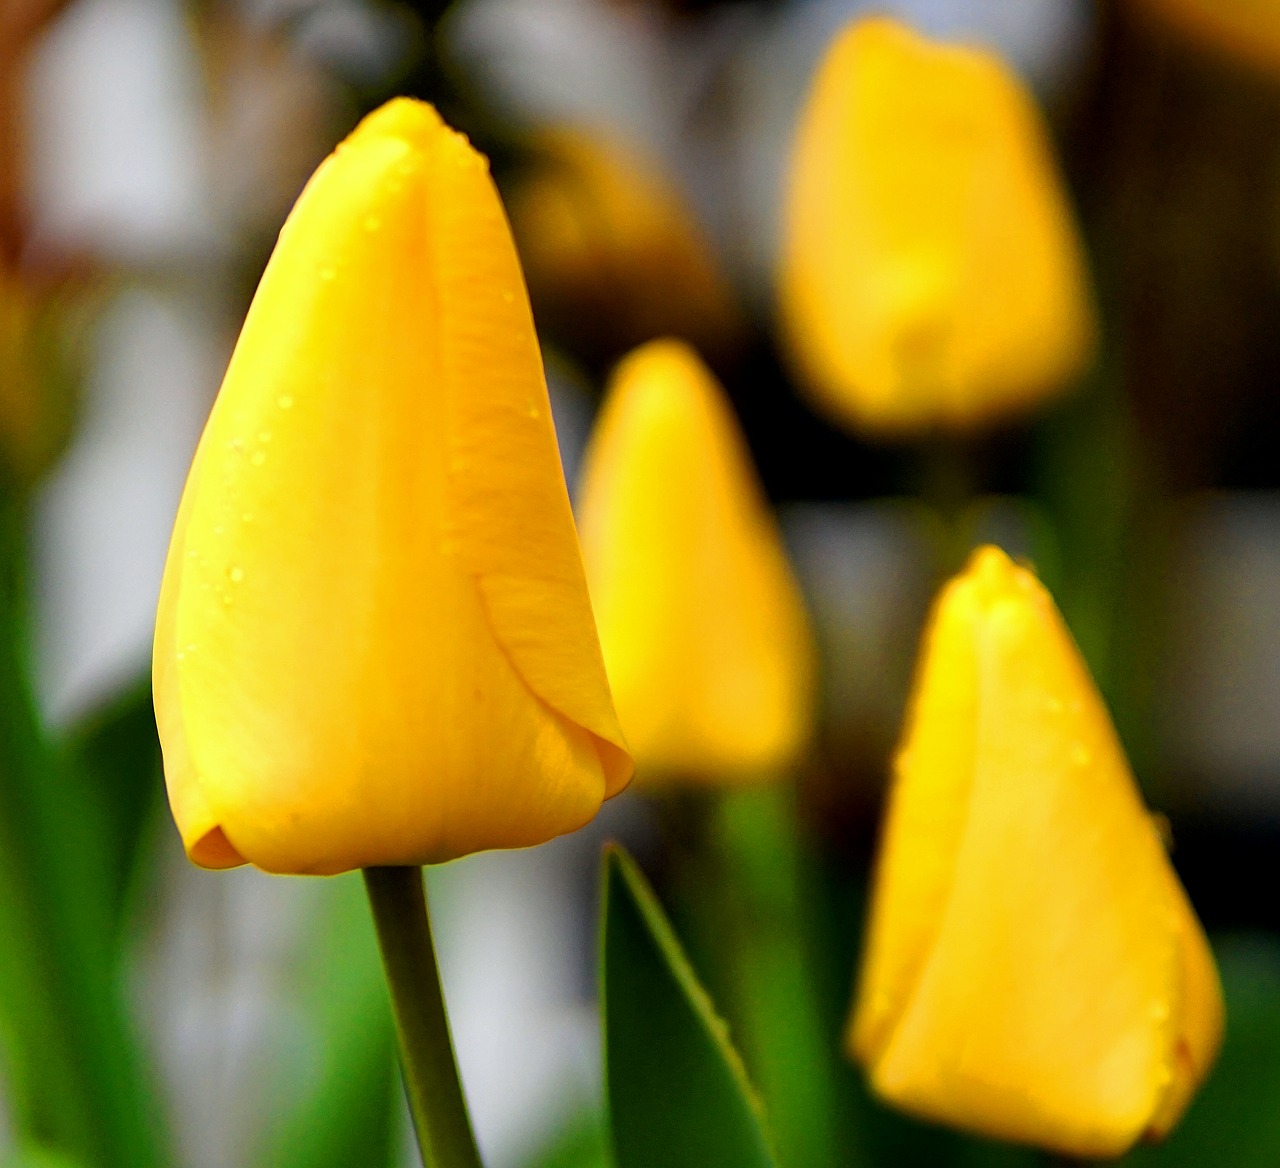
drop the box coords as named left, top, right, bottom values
left=363, top=866, right=483, bottom=1168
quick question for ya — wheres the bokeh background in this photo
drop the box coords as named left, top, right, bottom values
left=2, top=0, right=1280, bottom=1165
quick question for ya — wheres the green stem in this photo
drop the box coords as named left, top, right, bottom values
left=362, top=866, right=483, bottom=1168
left=915, top=434, right=979, bottom=578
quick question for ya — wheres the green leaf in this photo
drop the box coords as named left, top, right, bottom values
left=2, top=1147, right=86, bottom=1168
left=601, top=845, right=778, bottom=1168
left=520, top=1109, right=611, bottom=1168
left=0, top=502, right=165, bottom=1168
left=692, top=786, right=853, bottom=1168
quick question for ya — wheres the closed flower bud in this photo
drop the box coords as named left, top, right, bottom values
left=577, top=339, right=814, bottom=783
left=508, top=128, right=741, bottom=365
left=780, top=18, right=1096, bottom=437
left=850, top=546, right=1222, bottom=1157
left=154, top=98, right=632, bottom=875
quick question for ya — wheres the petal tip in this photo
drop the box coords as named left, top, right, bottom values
left=187, top=825, right=247, bottom=870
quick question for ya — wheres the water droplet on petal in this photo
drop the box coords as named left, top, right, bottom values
left=320, top=265, right=336, bottom=282
left=251, top=450, right=266, bottom=467
left=228, top=565, right=245, bottom=584
left=502, top=290, right=515, bottom=304
left=1046, top=696, right=1063, bottom=713
left=278, top=394, right=294, bottom=410
left=258, top=430, right=272, bottom=443
left=229, top=437, right=244, bottom=455
left=1072, top=743, right=1092, bottom=767
left=528, top=405, right=540, bottom=419
left=363, top=214, right=381, bottom=233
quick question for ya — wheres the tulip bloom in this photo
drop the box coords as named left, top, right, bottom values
left=576, top=339, right=813, bottom=782
left=779, top=18, right=1095, bottom=436
left=154, top=99, right=632, bottom=875
left=850, top=547, right=1222, bottom=1157
left=508, top=128, right=740, bottom=361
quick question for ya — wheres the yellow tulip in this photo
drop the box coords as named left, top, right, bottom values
left=507, top=128, right=741, bottom=362
left=779, top=18, right=1095, bottom=437
left=1132, top=0, right=1280, bottom=75
left=577, top=339, right=813, bottom=783
left=850, top=546, right=1222, bottom=1157
left=153, top=98, right=632, bottom=875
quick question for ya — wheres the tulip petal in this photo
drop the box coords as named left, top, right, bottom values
left=577, top=340, right=814, bottom=782
left=428, top=124, right=631, bottom=797
left=780, top=18, right=1094, bottom=435
left=849, top=567, right=981, bottom=1064
left=154, top=99, right=630, bottom=873
left=853, top=548, right=1219, bottom=1158
left=154, top=436, right=247, bottom=869
left=1146, top=879, right=1225, bottom=1138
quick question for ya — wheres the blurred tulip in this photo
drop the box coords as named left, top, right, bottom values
left=1131, top=0, right=1280, bottom=76
left=0, top=0, right=85, bottom=492
left=153, top=98, right=632, bottom=876
left=850, top=546, right=1222, bottom=1157
left=577, top=338, right=813, bottom=783
left=0, top=269, right=81, bottom=490
left=779, top=18, right=1095, bottom=437
left=508, top=128, right=741, bottom=366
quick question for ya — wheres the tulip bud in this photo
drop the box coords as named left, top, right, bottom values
left=154, top=99, right=632, bottom=875
left=507, top=128, right=741, bottom=364
left=850, top=546, right=1222, bottom=1157
left=577, top=339, right=814, bottom=783
left=779, top=18, right=1096, bottom=437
